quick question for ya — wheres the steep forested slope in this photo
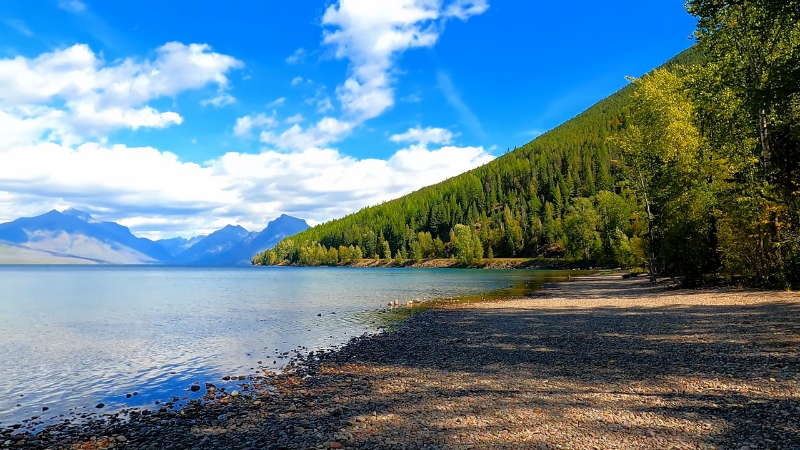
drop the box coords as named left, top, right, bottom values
left=260, top=1, right=799, bottom=289
left=254, top=48, right=703, bottom=267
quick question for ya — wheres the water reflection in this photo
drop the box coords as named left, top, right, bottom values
left=0, top=266, right=584, bottom=428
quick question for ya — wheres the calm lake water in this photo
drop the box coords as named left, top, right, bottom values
left=0, top=266, right=573, bottom=428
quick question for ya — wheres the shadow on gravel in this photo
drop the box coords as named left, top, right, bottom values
left=323, top=297, right=800, bottom=449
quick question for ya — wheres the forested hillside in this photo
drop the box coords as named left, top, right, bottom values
left=253, top=49, right=700, bottom=265
left=255, top=0, right=799, bottom=289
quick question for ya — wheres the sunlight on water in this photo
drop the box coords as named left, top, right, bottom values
left=0, top=266, right=577, bottom=428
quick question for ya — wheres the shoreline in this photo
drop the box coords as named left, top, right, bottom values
left=259, top=257, right=604, bottom=270
left=9, top=275, right=800, bottom=449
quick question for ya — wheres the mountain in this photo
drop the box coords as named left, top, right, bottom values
left=0, top=241, right=100, bottom=265
left=0, top=209, right=309, bottom=265
left=171, top=225, right=252, bottom=264
left=158, top=235, right=206, bottom=257
left=255, top=48, right=705, bottom=266
left=194, top=214, right=309, bottom=265
left=0, top=208, right=173, bottom=264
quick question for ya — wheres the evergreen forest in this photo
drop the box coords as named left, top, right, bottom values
left=254, top=0, right=800, bottom=289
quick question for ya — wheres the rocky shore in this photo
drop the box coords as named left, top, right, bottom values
left=6, top=275, right=800, bottom=450
left=345, top=257, right=588, bottom=270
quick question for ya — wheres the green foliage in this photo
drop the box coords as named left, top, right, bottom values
left=381, top=240, right=391, bottom=263
left=686, top=0, right=800, bottom=288
left=253, top=6, right=799, bottom=289
left=452, top=224, right=483, bottom=265
left=253, top=50, right=703, bottom=271
left=564, top=198, right=600, bottom=260
left=614, top=68, right=717, bottom=283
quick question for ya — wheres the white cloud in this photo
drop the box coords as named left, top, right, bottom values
left=201, top=93, right=236, bottom=107
left=232, top=0, right=489, bottom=162
left=0, top=42, right=243, bottom=142
left=321, top=0, right=489, bottom=121
left=286, top=113, right=305, bottom=124
left=233, top=113, right=279, bottom=137
left=0, top=140, right=494, bottom=237
left=390, top=126, right=454, bottom=145
left=0, top=6, right=495, bottom=239
left=285, top=48, right=306, bottom=65
left=267, top=97, right=286, bottom=108
left=58, top=0, right=87, bottom=12
left=260, top=117, right=354, bottom=151
left=316, top=96, right=334, bottom=114
left=444, top=0, right=489, bottom=20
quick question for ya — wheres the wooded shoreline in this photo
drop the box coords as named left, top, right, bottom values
left=254, top=257, right=606, bottom=270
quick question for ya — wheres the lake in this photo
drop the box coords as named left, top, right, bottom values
left=0, top=266, right=573, bottom=429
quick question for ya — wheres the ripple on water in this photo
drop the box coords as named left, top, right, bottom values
left=0, top=266, right=579, bottom=429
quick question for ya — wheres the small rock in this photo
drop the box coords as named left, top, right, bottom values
left=329, top=443, right=343, bottom=449
left=116, top=436, right=127, bottom=443
left=230, top=390, right=239, bottom=397
left=95, top=403, right=105, bottom=409
left=190, top=385, right=201, bottom=392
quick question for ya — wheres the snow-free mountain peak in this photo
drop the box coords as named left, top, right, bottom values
left=0, top=211, right=308, bottom=265
left=0, top=209, right=172, bottom=264
left=61, top=207, right=98, bottom=223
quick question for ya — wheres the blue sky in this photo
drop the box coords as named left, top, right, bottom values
left=0, top=0, right=696, bottom=238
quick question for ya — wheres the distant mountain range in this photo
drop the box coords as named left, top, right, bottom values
left=0, top=208, right=309, bottom=265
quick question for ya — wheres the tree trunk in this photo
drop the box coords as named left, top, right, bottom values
left=759, top=108, right=771, bottom=166
left=638, top=169, right=658, bottom=283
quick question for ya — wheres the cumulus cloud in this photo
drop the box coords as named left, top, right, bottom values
left=242, top=0, right=490, bottom=156
left=233, top=113, right=279, bottom=137
left=286, top=113, right=305, bottom=124
left=285, top=48, right=306, bottom=65
left=322, top=0, right=489, bottom=121
left=0, top=4, right=494, bottom=238
left=259, top=117, right=354, bottom=151
left=316, top=96, right=334, bottom=114
left=390, top=126, right=454, bottom=145
left=0, top=42, right=243, bottom=142
left=201, top=93, right=236, bottom=107
left=0, top=140, right=494, bottom=237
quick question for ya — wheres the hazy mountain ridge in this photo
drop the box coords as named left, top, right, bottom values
left=194, top=214, right=309, bottom=265
left=158, top=235, right=206, bottom=256
left=0, top=209, right=308, bottom=265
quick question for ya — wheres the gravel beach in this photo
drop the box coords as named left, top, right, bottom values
left=7, top=275, right=800, bottom=450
